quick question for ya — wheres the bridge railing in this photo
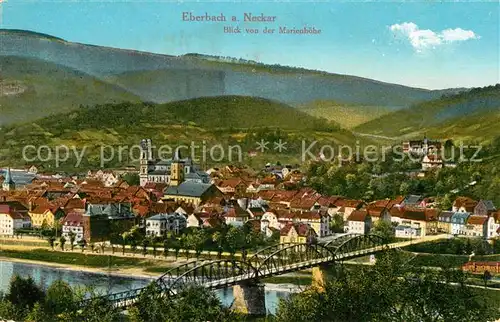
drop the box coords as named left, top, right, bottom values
left=76, top=233, right=390, bottom=309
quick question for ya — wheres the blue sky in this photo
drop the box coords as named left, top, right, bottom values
left=2, top=0, right=499, bottom=89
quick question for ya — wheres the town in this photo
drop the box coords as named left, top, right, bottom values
left=0, top=138, right=498, bottom=249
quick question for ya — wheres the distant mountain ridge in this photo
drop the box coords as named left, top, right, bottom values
left=355, top=84, right=500, bottom=142
left=0, top=29, right=462, bottom=111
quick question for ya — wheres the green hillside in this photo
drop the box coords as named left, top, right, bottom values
left=0, top=56, right=141, bottom=125
left=299, top=100, right=392, bottom=129
left=355, top=85, right=500, bottom=142
left=1, top=29, right=461, bottom=114
left=0, top=96, right=360, bottom=169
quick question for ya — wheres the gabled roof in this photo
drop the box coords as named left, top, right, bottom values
left=477, top=200, right=497, bottom=211
left=453, top=197, right=478, bottom=211
left=164, top=182, right=214, bottom=198
left=466, top=215, right=488, bottom=226
left=280, top=222, right=316, bottom=237
left=347, top=210, right=369, bottom=222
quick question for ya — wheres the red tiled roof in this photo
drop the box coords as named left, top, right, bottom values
left=467, top=215, right=488, bottom=225
left=347, top=210, right=369, bottom=222
left=453, top=197, right=478, bottom=211
left=280, top=222, right=316, bottom=237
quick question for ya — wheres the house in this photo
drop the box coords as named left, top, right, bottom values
left=28, top=199, right=65, bottom=228
left=295, top=211, right=331, bottom=237
left=487, top=212, right=500, bottom=239
left=401, top=195, right=423, bottom=208
left=0, top=201, right=31, bottom=235
left=62, top=211, right=85, bottom=243
left=216, top=179, right=248, bottom=197
left=82, top=202, right=136, bottom=242
left=366, top=205, right=391, bottom=223
left=402, top=138, right=441, bottom=155
left=279, top=222, right=317, bottom=244
left=390, top=208, right=439, bottom=237
left=26, top=165, right=42, bottom=174
left=145, top=213, right=187, bottom=237
left=474, top=200, right=497, bottom=217
left=437, top=211, right=454, bottom=233
left=465, top=215, right=488, bottom=238
left=346, top=210, right=372, bottom=235
left=395, top=225, right=422, bottom=239
left=421, top=155, right=443, bottom=171
left=452, top=197, right=478, bottom=213
left=450, top=212, right=471, bottom=235
left=186, top=213, right=203, bottom=228
left=336, top=199, right=364, bottom=221
left=260, top=211, right=281, bottom=232
left=224, top=206, right=249, bottom=227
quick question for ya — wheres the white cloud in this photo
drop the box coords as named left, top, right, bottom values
left=390, top=22, right=479, bottom=52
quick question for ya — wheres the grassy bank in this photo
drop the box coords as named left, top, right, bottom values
left=0, top=248, right=167, bottom=271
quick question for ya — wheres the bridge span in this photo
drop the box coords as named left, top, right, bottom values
left=78, top=233, right=444, bottom=313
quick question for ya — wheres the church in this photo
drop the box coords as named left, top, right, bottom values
left=139, top=139, right=210, bottom=187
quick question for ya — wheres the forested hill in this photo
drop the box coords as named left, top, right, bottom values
left=355, top=84, right=500, bottom=142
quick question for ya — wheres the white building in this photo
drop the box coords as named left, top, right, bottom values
left=395, top=225, right=421, bottom=238
left=451, top=212, right=471, bottom=235
left=345, top=210, right=372, bottom=235
left=0, top=202, right=31, bottom=235
left=62, top=211, right=84, bottom=243
left=145, top=213, right=187, bottom=237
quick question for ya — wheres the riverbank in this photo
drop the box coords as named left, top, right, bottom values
left=0, top=246, right=313, bottom=285
left=0, top=250, right=161, bottom=279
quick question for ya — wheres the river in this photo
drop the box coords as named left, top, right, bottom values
left=0, top=260, right=297, bottom=314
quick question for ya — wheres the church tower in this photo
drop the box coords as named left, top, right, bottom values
left=2, top=168, right=15, bottom=191
left=170, top=148, right=184, bottom=187
left=139, top=139, right=152, bottom=187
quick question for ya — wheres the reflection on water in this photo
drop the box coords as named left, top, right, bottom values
left=0, top=260, right=292, bottom=314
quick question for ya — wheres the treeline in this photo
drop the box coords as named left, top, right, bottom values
left=439, top=83, right=500, bottom=100
left=274, top=250, right=499, bottom=322
left=306, top=138, right=500, bottom=206
left=0, top=276, right=239, bottom=322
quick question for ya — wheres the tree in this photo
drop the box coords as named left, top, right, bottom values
left=68, top=231, right=76, bottom=251
left=121, top=232, right=129, bottom=255
left=150, top=236, right=157, bottom=258
left=47, top=236, right=55, bottom=250
left=163, top=238, right=170, bottom=258
left=130, top=283, right=241, bottom=322
left=25, top=302, right=49, bottom=322
left=141, top=238, right=150, bottom=257
left=371, top=220, right=395, bottom=242
left=78, top=239, right=87, bottom=252
left=274, top=250, right=497, bottom=322
left=44, top=280, right=75, bottom=316
left=225, top=226, right=245, bottom=258
left=122, top=173, right=140, bottom=186
left=6, top=275, right=44, bottom=312
left=59, top=236, right=66, bottom=251
left=329, top=214, right=345, bottom=233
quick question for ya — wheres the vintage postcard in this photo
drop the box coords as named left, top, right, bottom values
left=0, top=0, right=499, bottom=321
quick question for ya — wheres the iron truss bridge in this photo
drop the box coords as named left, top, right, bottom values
left=78, top=233, right=397, bottom=309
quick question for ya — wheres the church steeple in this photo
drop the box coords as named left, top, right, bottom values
left=2, top=168, right=15, bottom=191
left=170, top=148, right=184, bottom=187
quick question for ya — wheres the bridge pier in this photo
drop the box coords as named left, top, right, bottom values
left=311, top=264, right=329, bottom=292
left=231, top=283, right=266, bottom=316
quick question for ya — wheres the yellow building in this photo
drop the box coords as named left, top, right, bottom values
left=29, top=204, right=64, bottom=229
left=280, top=222, right=317, bottom=244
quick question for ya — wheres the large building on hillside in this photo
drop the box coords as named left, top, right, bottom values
left=139, top=139, right=210, bottom=186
